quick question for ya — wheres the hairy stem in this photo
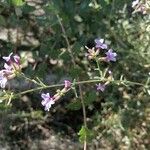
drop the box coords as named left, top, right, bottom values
left=3, top=77, right=148, bottom=101
left=56, top=13, right=87, bottom=150
left=96, top=58, right=102, bottom=77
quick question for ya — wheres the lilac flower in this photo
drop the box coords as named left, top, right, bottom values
left=2, top=53, right=13, bottom=62
left=0, top=71, right=7, bottom=88
left=95, top=38, right=108, bottom=49
left=4, top=63, right=12, bottom=71
left=0, top=53, right=21, bottom=89
left=105, top=49, right=117, bottom=62
left=41, top=93, right=55, bottom=111
left=3, top=53, right=21, bottom=74
left=0, top=63, right=14, bottom=88
left=85, top=47, right=99, bottom=60
left=3, top=53, right=20, bottom=65
left=64, top=80, right=71, bottom=89
left=13, top=55, right=20, bottom=64
left=96, top=83, right=106, bottom=92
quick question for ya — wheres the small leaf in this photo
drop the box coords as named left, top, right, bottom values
left=66, top=99, right=81, bottom=110
left=78, top=126, right=94, bottom=143
left=84, top=91, right=97, bottom=106
left=22, top=5, right=35, bottom=14
left=0, top=15, right=6, bottom=26
left=11, top=0, right=25, bottom=6
left=15, top=7, right=22, bottom=16
left=104, top=0, right=111, bottom=4
left=69, top=66, right=82, bottom=78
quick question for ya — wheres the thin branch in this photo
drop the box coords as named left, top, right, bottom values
left=79, top=84, right=87, bottom=150
left=56, top=13, right=87, bottom=150
left=56, top=14, right=76, bottom=66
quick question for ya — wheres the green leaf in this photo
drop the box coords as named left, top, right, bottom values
left=84, top=91, right=97, bottom=106
left=45, top=3, right=58, bottom=14
left=36, top=63, right=47, bottom=78
left=15, top=7, right=22, bottom=16
left=66, top=99, right=81, bottom=110
left=104, top=0, right=111, bottom=4
left=78, top=126, right=94, bottom=143
left=69, top=66, right=82, bottom=78
left=66, top=91, right=97, bottom=110
left=0, top=6, right=4, bottom=14
left=73, top=42, right=82, bottom=55
left=0, top=103, right=11, bottom=111
left=11, top=0, right=25, bottom=6
left=0, top=15, right=6, bottom=26
left=31, top=111, right=43, bottom=119
left=22, top=5, right=35, bottom=14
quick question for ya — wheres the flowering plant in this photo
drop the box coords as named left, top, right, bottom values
left=0, top=53, right=21, bottom=88
left=0, top=0, right=150, bottom=149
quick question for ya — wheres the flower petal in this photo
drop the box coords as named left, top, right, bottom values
left=41, top=93, right=50, bottom=100
left=3, top=53, right=13, bottom=62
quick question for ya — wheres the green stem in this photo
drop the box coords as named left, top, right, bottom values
left=20, top=73, right=44, bottom=87
left=95, top=58, right=102, bottom=77
left=8, top=78, right=148, bottom=99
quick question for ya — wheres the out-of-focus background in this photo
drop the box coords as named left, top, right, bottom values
left=0, top=0, right=150, bottom=149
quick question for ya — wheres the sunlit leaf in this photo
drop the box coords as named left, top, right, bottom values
left=78, top=126, right=94, bottom=143
left=11, top=0, right=25, bottom=6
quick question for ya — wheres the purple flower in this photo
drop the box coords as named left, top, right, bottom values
left=13, top=55, right=20, bottom=64
left=105, top=49, right=117, bottom=62
left=96, top=83, right=106, bottom=92
left=95, top=38, right=108, bottom=49
left=2, top=53, right=13, bottom=62
left=3, top=53, right=20, bottom=65
left=0, top=70, right=7, bottom=88
left=4, top=53, right=21, bottom=73
left=0, top=53, right=21, bottom=88
left=64, top=80, right=71, bottom=89
left=4, top=63, right=12, bottom=71
left=41, top=93, right=55, bottom=111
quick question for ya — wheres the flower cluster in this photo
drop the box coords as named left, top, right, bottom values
left=85, top=38, right=117, bottom=92
left=96, top=83, right=106, bottom=92
left=41, top=80, right=71, bottom=111
left=96, top=69, right=113, bottom=92
left=95, top=38, right=117, bottom=62
left=132, top=0, right=150, bottom=14
left=0, top=53, right=21, bottom=88
left=86, top=38, right=117, bottom=62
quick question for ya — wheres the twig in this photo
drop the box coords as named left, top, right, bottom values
left=56, top=13, right=87, bottom=150
left=56, top=14, right=76, bottom=66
